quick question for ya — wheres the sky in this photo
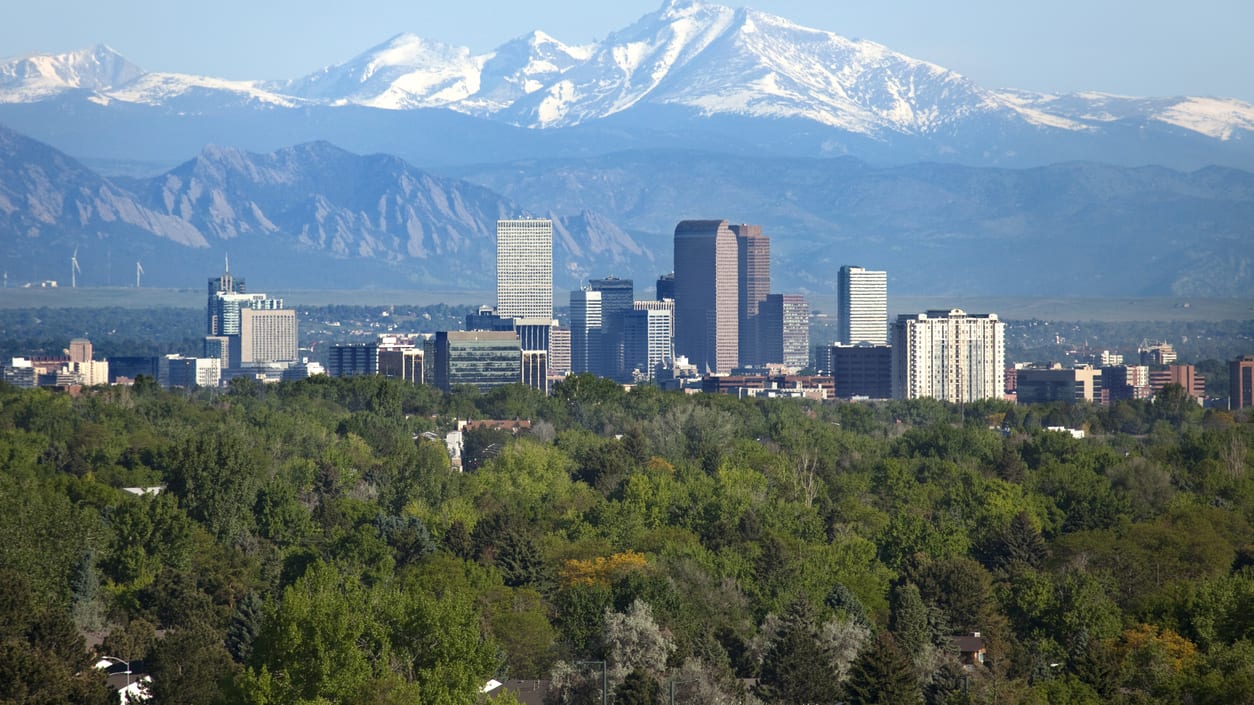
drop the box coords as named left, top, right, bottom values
left=2, top=0, right=1252, bottom=101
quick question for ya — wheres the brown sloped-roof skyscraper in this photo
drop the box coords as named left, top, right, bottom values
left=674, top=220, right=739, bottom=374
left=733, top=224, right=770, bottom=367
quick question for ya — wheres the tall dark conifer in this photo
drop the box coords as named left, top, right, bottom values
left=844, top=631, right=922, bottom=705
left=756, top=597, right=832, bottom=704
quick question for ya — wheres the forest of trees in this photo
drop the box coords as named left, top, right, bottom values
left=1, top=374, right=1253, bottom=704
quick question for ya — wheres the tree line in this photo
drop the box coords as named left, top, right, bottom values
left=1, top=373, right=1252, bottom=704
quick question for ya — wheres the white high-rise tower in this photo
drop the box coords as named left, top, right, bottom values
left=838, top=265, right=887, bottom=345
left=496, top=218, right=553, bottom=321
left=891, top=309, right=1005, bottom=403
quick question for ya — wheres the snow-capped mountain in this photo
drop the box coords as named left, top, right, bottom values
left=107, top=72, right=302, bottom=109
left=278, top=33, right=484, bottom=109
left=502, top=2, right=1008, bottom=132
left=0, top=45, right=144, bottom=103
left=994, top=89, right=1254, bottom=141
left=0, top=0, right=1252, bottom=168
left=460, top=31, right=592, bottom=115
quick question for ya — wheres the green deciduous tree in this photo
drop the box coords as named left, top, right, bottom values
left=145, top=620, right=238, bottom=705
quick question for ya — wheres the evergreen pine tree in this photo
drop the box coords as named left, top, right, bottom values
left=889, top=582, right=929, bottom=665
left=844, top=631, right=922, bottom=705
left=615, top=667, right=661, bottom=705
left=826, top=582, right=872, bottom=628
left=999, top=511, right=1047, bottom=569
left=756, top=597, right=832, bottom=704
left=70, top=549, right=104, bottom=631
left=226, top=592, right=264, bottom=664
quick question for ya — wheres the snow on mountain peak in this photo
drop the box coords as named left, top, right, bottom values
left=282, top=33, right=483, bottom=109
left=1, top=4, right=1251, bottom=144
left=459, top=29, right=592, bottom=114
left=0, top=44, right=144, bottom=102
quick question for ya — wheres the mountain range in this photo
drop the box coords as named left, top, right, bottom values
left=1, top=0, right=1252, bottom=298
left=0, top=126, right=650, bottom=290
left=2, top=1, right=1253, bottom=170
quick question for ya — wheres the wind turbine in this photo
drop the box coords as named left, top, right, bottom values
left=135, top=260, right=144, bottom=288
left=71, top=247, right=81, bottom=288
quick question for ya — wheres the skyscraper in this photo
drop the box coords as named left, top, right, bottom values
left=590, top=276, right=634, bottom=379
left=232, top=308, right=298, bottom=367
left=623, top=307, right=674, bottom=381
left=838, top=266, right=887, bottom=345
left=569, top=288, right=602, bottom=374
left=209, top=292, right=283, bottom=336
left=760, top=294, right=810, bottom=370
left=891, top=309, right=1005, bottom=403
left=496, top=218, right=553, bottom=320
left=656, top=272, right=675, bottom=301
left=674, top=220, right=738, bottom=374
left=733, top=224, right=770, bottom=366
left=207, top=259, right=244, bottom=334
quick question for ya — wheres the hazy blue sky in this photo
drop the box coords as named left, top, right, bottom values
left=3, top=0, right=1251, bottom=101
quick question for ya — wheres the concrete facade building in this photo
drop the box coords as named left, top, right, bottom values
left=1231, top=355, right=1254, bottom=410
left=701, top=374, right=834, bottom=400
left=1149, top=364, right=1206, bottom=403
left=203, top=336, right=230, bottom=369
left=1100, top=350, right=1124, bottom=366
left=68, top=338, right=92, bottom=364
left=3, top=358, right=36, bottom=388
left=496, top=218, right=553, bottom=321
left=160, top=354, right=221, bottom=389
left=232, top=308, right=297, bottom=367
left=1102, top=364, right=1152, bottom=402
left=891, top=309, right=1005, bottom=403
left=674, top=219, right=739, bottom=374
left=1139, top=342, right=1178, bottom=366
left=521, top=349, right=549, bottom=394
left=838, top=266, right=887, bottom=345
left=548, top=326, right=571, bottom=378
left=733, top=224, right=770, bottom=366
left=71, top=360, right=110, bottom=387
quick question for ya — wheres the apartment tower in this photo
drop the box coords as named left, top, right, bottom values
left=891, top=309, right=1005, bottom=403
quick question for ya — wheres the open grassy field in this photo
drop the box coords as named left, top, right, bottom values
left=0, top=288, right=1250, bottom=322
